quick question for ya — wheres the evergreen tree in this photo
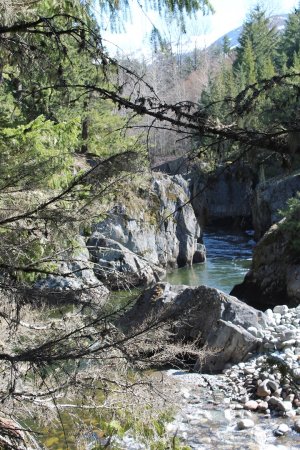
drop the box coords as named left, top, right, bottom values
left=222, top=35, right=231, bottom=56
left=280, top=3, right=300, bottom=68
left=234, top=5, right=278, bottom=84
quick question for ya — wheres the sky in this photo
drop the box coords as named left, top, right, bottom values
left=101, top=0, right=299, bottom=58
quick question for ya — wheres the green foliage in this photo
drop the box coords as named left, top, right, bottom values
left=234, top=5, right=278, bottom=82
left=0, top=115, right=79, bottom=190
left=280, top=4, right=300, bottom=68
left=93, top=408, right=191, bottom=450
left=198, top=4, right=300, bottom=170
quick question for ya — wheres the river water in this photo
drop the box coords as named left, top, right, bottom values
left=165, top=228, right=254, bottom=293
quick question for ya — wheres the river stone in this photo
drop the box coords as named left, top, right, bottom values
left=244, top=400, right=258, bottom=411
left=257, top=401, right=269, bottom=412
left=274, top=424, right=290, bottom=436
left=274, top=305, right=289, bottom=315
left=120, top=283, right=268, bottom=372
left=247, top=326, right=258, bottom=337
left=257, top=380, right=271, bottom=397
left=268, top=397, right=293, bottom=412
left=293, top=368, right=300, bottom=380
left=267, top=380, right=279, bottom=392
left=237, top=419, right=255, bottom=430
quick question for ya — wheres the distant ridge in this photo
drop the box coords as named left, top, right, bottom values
left=210, top=14, right=288, bottom=50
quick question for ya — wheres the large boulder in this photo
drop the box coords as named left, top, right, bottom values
left=87, top=233, right=165, bottom=289
left=92, top=173, right=202, bottom=269
left=231, top=222, right=300, bottom=309
left=121, top=283, right=269, bottom=372
left=252, top=171, right=300, bottom=239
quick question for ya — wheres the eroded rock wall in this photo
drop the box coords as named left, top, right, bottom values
left=252, top=171, right=300, bottom=239
left=190, top=163, right=255, bottom=228
left=91, top=172, right=202, bottom=271
left=231, top=223, right=300, bottom=309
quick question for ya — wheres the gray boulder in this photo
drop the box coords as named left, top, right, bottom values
left=121, top=283, right=268, bottom=372
left=195, top=320, right=259, bottom=372
left=87, top=233, right=165, bottom=290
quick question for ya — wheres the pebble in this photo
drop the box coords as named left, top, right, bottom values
left=248, top=326, right=258, bottom=336
left=274, top=305, right=289, bottom=314
left=285, top=410, right=296, bottom=418
left=181, top=388, right=190, bottom=399
left=274, top=423, right=290, bottom=436
left=257, top=401, right=269, bottom=411
left=257, top=380, right=271, bottom=397
left=267, top=380, right=278, bottom=391
left=293, top=368, right=300, bottom=379
left=244, top=400, right=258, bottom=411
left=237, top=419, right=255, bottom=430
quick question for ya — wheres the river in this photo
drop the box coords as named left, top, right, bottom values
left=165, top=228, right=254, bottom=293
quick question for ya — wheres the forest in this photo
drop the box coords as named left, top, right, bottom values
left=0, top=0, right=300, bottom=449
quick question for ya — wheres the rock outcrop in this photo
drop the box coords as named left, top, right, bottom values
left=121, top=282, right=269, bottom=372
left=231, top=223, right=300, bottom=309
left=34, top=172, right=203, bottom=295
left=252, top=171, right=300, bottom=239
left=87, top=233, right=165, bottom=289
left=92, top=173, right=202, bottom=270
left=35, top=236, right=109, bottom=303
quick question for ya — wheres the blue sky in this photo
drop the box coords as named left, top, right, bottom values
left=102, top=0, right=299, bottom=57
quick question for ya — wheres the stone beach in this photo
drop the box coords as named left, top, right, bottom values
left=167, top=302, right=300, bottom=449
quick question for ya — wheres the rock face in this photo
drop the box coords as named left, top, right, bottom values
left=92, top=173, right=202, bottom=270
left=231, top=223, right=300, bottom=309
left=34, top=172, right=203, bottom=295
left=35, top=236, right=109, bottom=303
left=252, top=171, right=300, bottom=239
left=190, top=163, right=254, bottom=228
left=152, top=156, right=193, bottom=175
left=121, top=282, right=269, bottom=372
left=87, top=233, right=165, bottom=289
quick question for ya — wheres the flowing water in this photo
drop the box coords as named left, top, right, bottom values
left=165, top=228, right=254, bottom=293
left=166, top=370, right=300, bottom=450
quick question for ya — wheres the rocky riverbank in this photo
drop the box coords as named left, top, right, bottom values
left=166, top=302, right=300, bottom=449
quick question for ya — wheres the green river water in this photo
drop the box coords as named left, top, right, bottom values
left=165, top=228, right=254, bottom=293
